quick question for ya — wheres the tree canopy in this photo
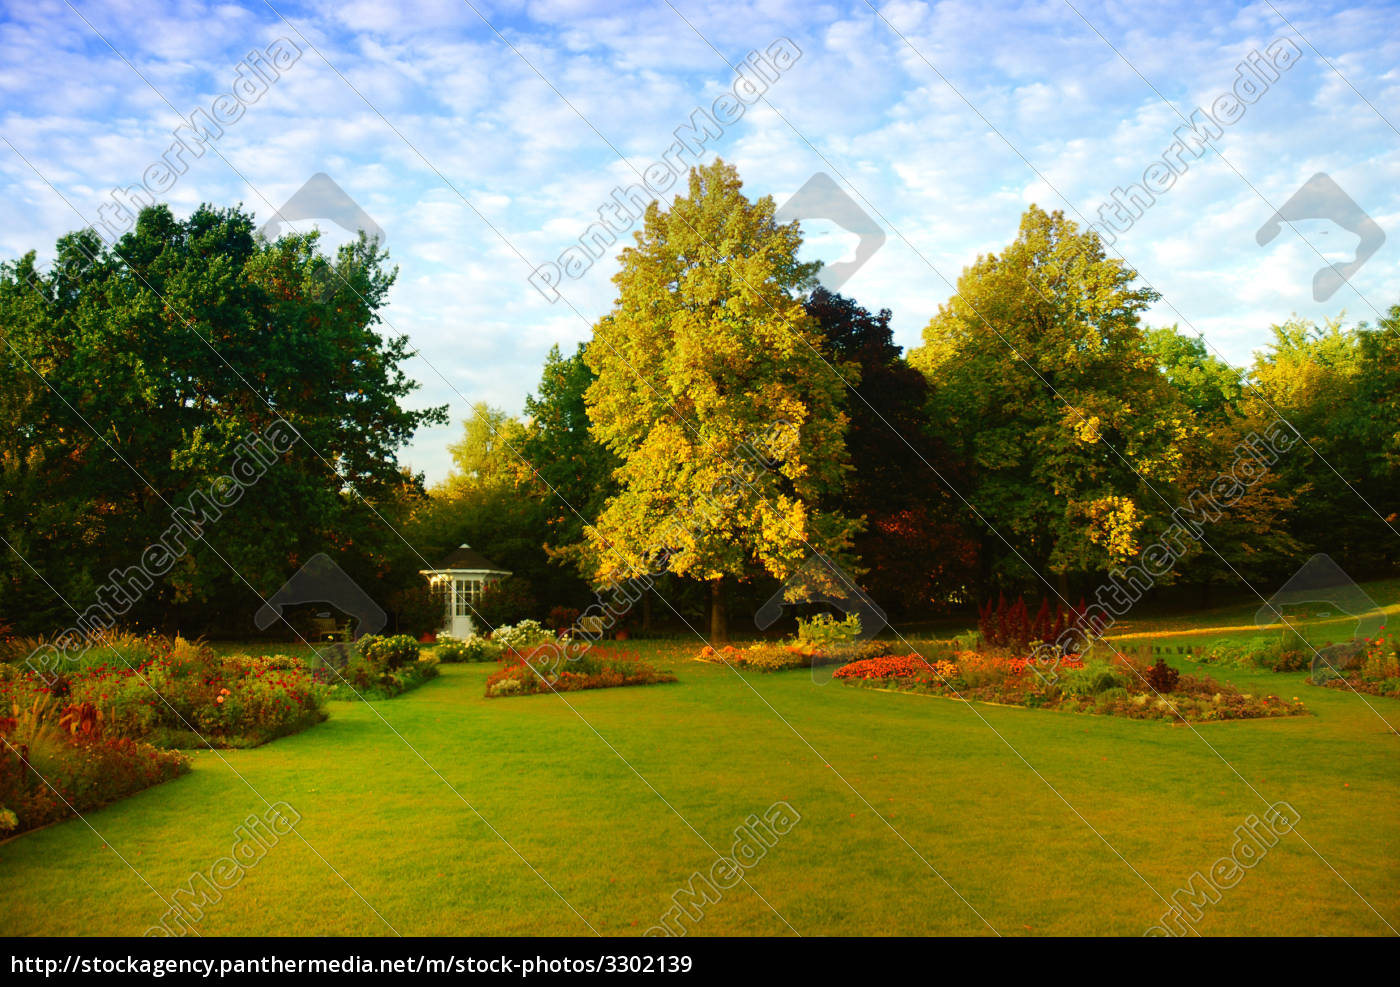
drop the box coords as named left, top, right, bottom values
left=0, top=204, right=443, bottom=635
left=582, top=159, right=859, bottom=641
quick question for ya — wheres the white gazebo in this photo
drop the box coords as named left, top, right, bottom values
left=420, top=544, right=511, bottom=639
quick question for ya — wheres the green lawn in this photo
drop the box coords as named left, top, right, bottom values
left=2, top=628, right=1397, bottom=936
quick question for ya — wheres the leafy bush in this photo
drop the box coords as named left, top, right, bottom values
left=331, top=652, right=439, bottom=700
left=1144, top=659, right=1181, bottom=693
left=224, top=653, right=306, bottom=674
left=796, top=612, right=862, bottom=648
left=547, top=606, right=582, bottom=634
left=387, top=582, right=443, bottom=637
left=695, top=639, right=891, bottom=673
left=435, top=636, right=503, bottom=663
left=1061, top=659, right=1132, bottom=697
left=492, top=619, right=555, bottom=651
left=434, top=638, right=469, bottom=663
left=1197, top=632, right=1309, bottom=672
left=952, top=630, right=980, bottom=651
left=358, top=634, right=420, bottom=670
left=1313, top=629, right=1400, bottom=698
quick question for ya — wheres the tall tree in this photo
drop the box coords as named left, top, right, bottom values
left=583, top=160, right=858, bottom=642
left=520, top=343, right=619, bottom=555
left=805, top=288, right=975, bottom=613
left=443, top=402, right=526, bottom=490
left=413, top=404, right=550, bottom=614
left=1144, top=326, right=1244, bottom=425
left=1244, top=315, right=1398, bottom=574
left=0, top=204, right=444, bottom=635
left=910, top=205, right=1188, bottom=592
left=1145, top=325, right=1298, bottom=597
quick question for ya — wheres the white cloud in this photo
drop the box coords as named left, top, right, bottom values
left=2, top=0, right=1397, bottom=485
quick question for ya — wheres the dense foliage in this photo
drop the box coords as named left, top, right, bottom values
left=3, top=166, right=1395, bottom=650
left=0, top=204, right=445, bottom=637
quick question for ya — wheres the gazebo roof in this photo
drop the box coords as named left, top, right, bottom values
left=427, top=544, right=511, bottom=574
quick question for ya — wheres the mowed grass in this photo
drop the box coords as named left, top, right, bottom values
left=2, top=617, right=1398, bottom=937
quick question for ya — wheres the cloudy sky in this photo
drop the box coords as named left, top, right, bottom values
left=3, top=0, right=1397, bottom=484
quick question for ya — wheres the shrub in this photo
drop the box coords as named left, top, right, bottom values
left=358, top=634, right=420, bottom=670
left=387, top=582, right=443, bottom=637
left=1314, top=630, right=1400, bottom=697
left=435, top=636, right=503, bottom=663
left=977, top=595, right=1100, bottom=652
left=1144, top=659, right=1181, bottom=693
left=224, top=653, right=306, bottom=674
left=492, top=619, right=555, bottom=652
left=1197, top=633, right=1309, bottom=671
left=957, top=651, right=1010, bottom=688
left=1061, top=659, right=1132, bottom=697
left=466, top=637, right=506, bottom=663
left=434, top=638, right=470, bottom=663
left=796, top=612, right=861, bottom=649
left=332, top=652, right=440, bottom=700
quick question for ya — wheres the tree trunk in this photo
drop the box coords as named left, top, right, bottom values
left=1056, top=570, right=1070, bottom=602
left=709, top=578, right=728, bottom=645
left=641, top=589, right=652, bottom=632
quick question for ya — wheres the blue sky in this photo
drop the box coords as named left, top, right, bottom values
left=3, top=0, right=1397, bottom=485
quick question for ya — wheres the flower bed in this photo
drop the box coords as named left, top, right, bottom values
left=324, top=635, right=441, bottom=700
left=1194, top=633, right=1311, bottom=672
left=834, top=650, right=1306, bottom=722
left=2, top=700, right=189, bottom=839
left=1313, top=629, right=1400, bottom=698
left=695, top=640, right=891, bottom=673
left=434, top=636, right=503, bottom=663
left=327, top=655, right=439, bottom=700
left=485, top=645, right=675, bottom=698
left=0, top=635, right=330, bottom=749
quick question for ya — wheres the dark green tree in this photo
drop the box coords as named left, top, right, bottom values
left=805, top=288, right=975, bottom=613
left=0, top=204, right=445, bottom=635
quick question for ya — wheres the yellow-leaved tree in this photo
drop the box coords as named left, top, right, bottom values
left=910, top=205, right=1189, bottom=592
left=582, top=160, right=859, bottom=642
